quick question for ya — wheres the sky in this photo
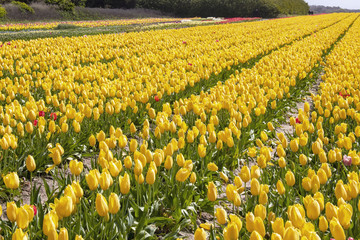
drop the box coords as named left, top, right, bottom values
left=305, top=0, right=360, bottom=9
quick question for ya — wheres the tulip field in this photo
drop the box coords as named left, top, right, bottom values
left=0, top=18, right=188, bottom=31
left=1, top=12, right=360, bottom=240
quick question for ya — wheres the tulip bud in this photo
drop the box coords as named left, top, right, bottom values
left=254, top=204, right=266, bottom=220
left=69, top=160, right=83, bottom=176
left=285, top=170, right=295, bottom=187
left=16, top=206, right=30, bottom=229
left=284, top=227, right=300, bottom=240
left=246, top=212, right=255, bottom=232
left=240, top=166, right=251, bottom=182
left=59, top=228, right=69, bottom=240
left=339, top=204, right=352, bottom=229
left=12, top=228, right=28, bottom=240
left=306, top=199, right=320, bottom=220
left=146, top=168, right=156, bottom=185
left=164, top=156, right=173, bottom=170
left=207, top=181, right=217, bottom=202
left=3, top=172, right=20, bottom=189
left=176, top=168, right=191, bottom=182
left=215, top=207, right=227, bottom=225
left=207, top=162, right=218, bottom=171
left=251, top=178, right=261, bottom=196
left=229, top=214, right=242, bottom=232
left=96, top=193, right=109, bottom=217
left=194, top=228, right=206, bottom=240
left=109, top=193, right=120, bottom=214
left=55, top=195, right=74, bottom=218
left=119, top=173, right=130, bottom=195
left=86, top=170, right=99, bottom=191
left=89, top=135, right=96, bottom=147
left=223, top=222, right=238, bottom=240
left=129, top=139, right=138, bottom=152
left=330, top=218, right=345, bottom=240
left=250, top=231, right=263, bottom=240
left=26, top=155, right=36, bottom=172
left=277, top=180, right=285, bottom=195
left=272, top=218, right=285, bottom=237
left=190, top=172, right=196, bottom=184
left=319, top=216, right=328, bottom=232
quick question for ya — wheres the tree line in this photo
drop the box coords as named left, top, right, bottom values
left=0, top=0, right=310, bottom=18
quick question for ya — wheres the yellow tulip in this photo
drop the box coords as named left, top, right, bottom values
left=207, top=181, right=217, bottom=202
left=176, top=168, right=191, bottom=182
left=109, top=193, right=120, bottom=214
left=215, top=207, right=227, bottom=225
left=194, top=228, right=206, bottom=240
left=223, top=222, right=238, bottom=240
left=277, top=180, right=285, bottom=195
left=250, top=231, right=263, bottom=240
left=250, top=178, right=261, bottom=196
left=246, top=212, right=255, bottom=232
left=16, top=206, right=29, bottom=229
left=272, top=218, right=285, bottom=237
left=59, top=228, right=69, bottom=240
left=207, top=162, right=218, bottom=171
left=12, top=228, right=28, bottom=240
left=55, top=195, right=74, bottom=218
left=95, top=193, right=109, bottom=217
left=26, top=155, right=36, bottom=172
left=229, top=214, right=242, bottom=232
left=329, top=218, right=345, bottom=240
left=240, top=165, right=251, bottom=182
left=69, top=159, right=83, bottom=176
left=284, top=227, right=300, bottom=240
left=3, top=172, right=20, bottom=189
left=319, top=216, right=328, bottom=232
left=285, top=170, right=295, bottom=187
left=146, top=168, right=156, bottom=185
left=119, top=173, right=130, bottom=195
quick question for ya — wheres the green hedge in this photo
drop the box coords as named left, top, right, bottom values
left=0, top=5, right=6, bottom=18
left=11, top=1, right=35, bottom=13
left=137, top=0, right=309, bottom=18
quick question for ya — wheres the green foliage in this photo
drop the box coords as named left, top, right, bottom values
left=45, top=0, right=75, bottom=11
left=54, top=23, right=79, bottom=29
left=268, top=0, right=309, bottom=15
left=137, top=0, right=309, bottom=17
left=11, top=1, right=34, bottom=13
left=0, top=5, right=6, bottom=18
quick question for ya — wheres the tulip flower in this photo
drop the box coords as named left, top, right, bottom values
left=12, top=228, right=28, bottom=240
left=119, top=173, right=130, bottom=195
left=207, top=181, right=217, bottom=202
left=194, top=228, right=206, bottom=240
left=3, top=172, right=20, bottom=189
left=96, top=193, right=109, bottom=217
left=59, top=228, right=69, bottom=240
left=146, top=168, right=156, bottom=185
left=215, top=207, right=227, bottom=225
left=109, top=193, right=120, bottom=214
left=330, top=218, right=345, bottom=240
left=69, top=159, right=83, bottom=176
left=223, top=222, right=238, bottom=240
left=26, top=155, right=36, bottom=172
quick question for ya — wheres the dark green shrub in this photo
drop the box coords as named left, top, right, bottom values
left=54, top=23, right=79, bottom=29
left=11, top=1, right=35, bottom=13
left=45, top=0, right=74, bottom=11
left=0, top=5, right=6, bottom=18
